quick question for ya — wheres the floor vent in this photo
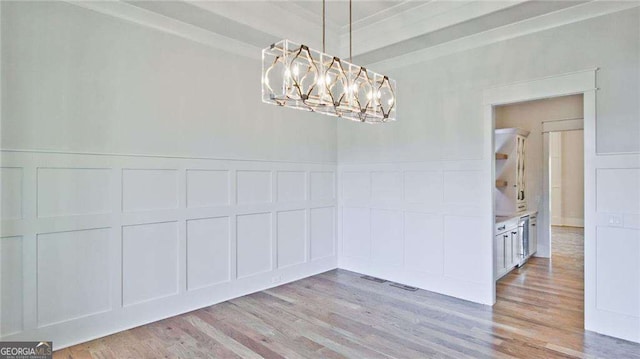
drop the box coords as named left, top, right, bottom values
left=389, top=283, right=419, bottom=291
left=361, top=275, right=387, bottom=283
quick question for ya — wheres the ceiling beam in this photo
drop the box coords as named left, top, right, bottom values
left=339, top=0, right=528, bottom=57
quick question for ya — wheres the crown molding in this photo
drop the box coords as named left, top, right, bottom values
left=66, top=0, right=260, bottom=59
left=368, top=0, right=640, bottom=70
left=341, top=0, right=424, bottom=33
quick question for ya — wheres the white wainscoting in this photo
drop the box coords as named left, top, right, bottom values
left=587, top=157, right=640, bottom=342
left=338, top=161, right=493, bottom=305
left=0, top=151, right=337, bottom=349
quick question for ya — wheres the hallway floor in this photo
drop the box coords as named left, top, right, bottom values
left=56, top=226, right=640, bottom=358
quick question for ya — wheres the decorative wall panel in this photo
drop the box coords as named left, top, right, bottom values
left=37, top=229, right=111, bottom=325
left=186, top=217, right=230, bottom=290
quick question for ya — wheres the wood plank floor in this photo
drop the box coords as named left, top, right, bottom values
left=56, top=227, right=640, bottom=358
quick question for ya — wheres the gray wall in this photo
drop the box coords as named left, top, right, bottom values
left=1, top=1, right=337, bottom=163
left=338, top=8, right=639, bottom=162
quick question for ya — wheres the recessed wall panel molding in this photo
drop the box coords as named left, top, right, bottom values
left=310, top=171, right=335, bottom=201
left=186, top=170, right=229, bottom=208
left=404, top=170, right=442, bottom=205
left=37, top=168, right=111, bottom=218
left=310, top=207, right=335, bottom=260
left=122, top=222, right=178, bottom=306
left=122, top=169, right=178, bottom=212
left=371, top=172, right=402, bottom=202
left=443, top=216, right=485, bottom=284
left=37, top=229, right=111, bottom=326
left=443, top=170, right=483, bottom=206
left=596, top=227, right=640, bottom=317
left=0, top=168, right=23, bottom=220
left=236, top=171, right=272, bottom=204
left=342, top=207, right=371, bottom=259
left=341, top=172, right=370, bottom=202
left=1, top=236, right=23, bottom=335
left=236, top=213, right=272, bottom=278
left=277, top=171, right=306, bottom=202
left=596, top=168, right=640, bottom=214
left=404, top=212, right=443, bottom=274
left=277, top=210, right=306, bottom=268
left=371, top=209, right=403, bottom=266
left=186, top=217, right=230, bottom=290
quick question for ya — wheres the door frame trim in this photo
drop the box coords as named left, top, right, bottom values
left=482, top=69, right=596, bottom=325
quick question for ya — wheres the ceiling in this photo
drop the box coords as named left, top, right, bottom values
left=282, top=1, right=428, bottom=30
left=124, top=0, right=595, bottom=64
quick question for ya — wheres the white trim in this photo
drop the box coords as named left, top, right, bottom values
left=483, top=69, right=597, bottom=105
left=369, top=1, right=639, bottom=69
left=483, top=69, right=595, bottom=311
left=65, top=1, right=260, bottom=59
left=542, top=118, right=584, bottom=132
left=0, top=150, right=338, bottom=349
left=558, top=218, right=585, bottom=228
left=487, top=70, right=639, bottom=343
left=0, top=149, right=337, bottom=166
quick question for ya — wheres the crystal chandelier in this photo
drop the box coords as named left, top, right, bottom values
left=261, top=0, right=396, bottom=124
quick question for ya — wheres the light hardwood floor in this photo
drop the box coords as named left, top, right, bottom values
left=56, top=227, right=640, bottom=358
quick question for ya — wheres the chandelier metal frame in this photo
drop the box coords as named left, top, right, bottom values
left=261, top=0, right=397, bottom=124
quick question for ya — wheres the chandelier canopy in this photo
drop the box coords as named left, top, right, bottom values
left=261, top=1, right=396, bottom=124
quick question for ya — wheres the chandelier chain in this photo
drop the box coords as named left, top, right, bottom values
left=322, top=0, right=325, bottom=53
left=349, top=0, right=352, bottom=62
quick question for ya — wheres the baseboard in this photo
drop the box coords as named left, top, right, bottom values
left=560, top=217, right=584, bottom=227
left=4, top=257, right=338, bottom=350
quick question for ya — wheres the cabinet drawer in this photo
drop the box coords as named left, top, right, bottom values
left=516, top=202, right=527, bottom=212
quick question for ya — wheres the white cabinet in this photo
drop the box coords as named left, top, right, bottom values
left=495, top=128, right=530, bottom=216
left=529, top=214, right=537, bottom=256
left=496, top=232, right=506, bottom=273
left=495, top=219, right=519, bottom=279
left=495, top=211, right=538, bottom=280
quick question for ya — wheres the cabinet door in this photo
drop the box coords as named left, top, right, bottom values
left=511, top=230, right=520, bottom=265
left=505, top=232, right=513, bottom=268
left=516, top=136, right=526, bottom=203
left=496, top=233, right=506, bottom=274
left=529, top=219, right=537, bottom=255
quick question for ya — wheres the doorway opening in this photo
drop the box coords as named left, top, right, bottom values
left=548, top=129, right=585, bottom=268
left=492, top=94, right=586, bottom=335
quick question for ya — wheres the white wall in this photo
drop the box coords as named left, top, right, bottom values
left=337, top=6, right=640, bottom=342
left=550, top=132, right=563, bottom=226
left=0, top=1, right=336, bottom=162
left=0, top=1, right=337, bottom=348
left=560, top=130, right=585, bottom=226
left=549, top=130, right=585, bottom=227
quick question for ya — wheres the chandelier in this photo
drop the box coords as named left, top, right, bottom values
left=261, top=0, right=396, bottom=124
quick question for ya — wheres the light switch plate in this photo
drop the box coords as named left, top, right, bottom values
left=607, top=214, right=623, bottom=227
